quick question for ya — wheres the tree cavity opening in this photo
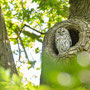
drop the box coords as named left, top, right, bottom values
left=68, top=28, right=79, bottom=46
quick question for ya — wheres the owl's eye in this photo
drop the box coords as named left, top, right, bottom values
left=62, top=31, right=65, bottom=32
left=62, top=30, right=65, bottom=32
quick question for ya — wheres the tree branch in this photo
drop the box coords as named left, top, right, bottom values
left=23, top=24, right=46, bottom=34
left=14, top=30, right=30, bottom=61
left=19, top=36, right=30, bottom=61
left=17, top=39, right=21, bottom=61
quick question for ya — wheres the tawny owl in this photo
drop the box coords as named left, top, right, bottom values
left=55, top=27, right=72, bottom=55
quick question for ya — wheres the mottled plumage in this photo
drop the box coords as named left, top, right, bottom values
left=55, top=27, right=72, bottom=55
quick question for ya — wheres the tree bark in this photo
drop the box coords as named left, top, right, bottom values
left=41, top=0, right=90, bottom=88
left=69, top=0, right=90, bottom=21
left=0, top=6, right=18, bottom=75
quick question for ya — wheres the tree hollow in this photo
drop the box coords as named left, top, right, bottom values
left=42, top=18, right=90, bottom=59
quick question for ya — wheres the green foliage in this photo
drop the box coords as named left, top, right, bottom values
left=0, top=67, right=23, bottom=90
left=1, top=0, right=69, bottom=45
left=35, top=47, right=40, bottom=53
left=41, top=52, right=90, bottom=89
left=0, top=67, right=38, bottom=90
left=0, top=67, right=52, bottom=90
left=0, top=0, right=70, bottom=63
left=0, top=1, right=70, bottom=68
left=0, top=0, right=70, bottom=72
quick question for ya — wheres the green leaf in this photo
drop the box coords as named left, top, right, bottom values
left=36, top=68, right=40, bottom=70
left=35, top=47, right=40, bottom=53
left=12, top=74, right=21, bottom=86
left=27, top=61, right=36, bottom=68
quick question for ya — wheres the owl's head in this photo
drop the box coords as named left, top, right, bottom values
left=56, top=28, right=69, bottom=36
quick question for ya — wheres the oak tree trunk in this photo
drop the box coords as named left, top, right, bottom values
left=41, top=0, right=90, bottom=88
left=0, top=6, right=18, bottom=75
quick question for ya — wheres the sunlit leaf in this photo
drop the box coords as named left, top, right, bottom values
left=35, top=47, right=40, bottom=53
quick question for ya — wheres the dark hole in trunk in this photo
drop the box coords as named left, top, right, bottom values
left=68, top=29, right=79, bottom=46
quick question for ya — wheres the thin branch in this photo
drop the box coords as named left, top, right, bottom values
left=14, top=30, right=30, bottom=61
left=18, top=24, right=45, bottom=38
left=17, top=39, right=21, bottom=61
left=24, top=24, right=46, bottom=34
left=19, top=36, right=30, bottom=61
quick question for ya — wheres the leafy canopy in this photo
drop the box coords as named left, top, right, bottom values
left=0, top=0, right=69, bottom=62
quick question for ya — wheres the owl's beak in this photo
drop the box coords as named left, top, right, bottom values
left=60, top=33, right=63, bottom=36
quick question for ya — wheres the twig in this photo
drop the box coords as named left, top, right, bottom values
left=23, top=24, right=46, bottom=34
left=17, top=39, right=21, bottom=61
left=19, top=36, right=30, bottom=61
left=14, top=30, right=30, bottom=61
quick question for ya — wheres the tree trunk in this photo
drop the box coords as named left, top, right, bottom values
left=0, top=6, right=18, bottom=75
left=41, top=0, right=90, bottom=88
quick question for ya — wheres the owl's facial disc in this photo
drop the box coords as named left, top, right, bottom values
left=56, top=28, right=69, bottom=36
left=61, top=28, right=69, bottom=34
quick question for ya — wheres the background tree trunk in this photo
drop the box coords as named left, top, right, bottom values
left=0, top=6, right=18, bottom=75
left=41, top=0, right=90, bottom=88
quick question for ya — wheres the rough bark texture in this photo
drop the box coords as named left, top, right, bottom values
left=41, top=0, right=90, bottom=87
left=69, top=0, right=90, bottom=21
left=0, top=6, right=18, bottom=75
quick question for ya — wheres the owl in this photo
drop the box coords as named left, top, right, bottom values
left=55, top=27, right=72, bottom=55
